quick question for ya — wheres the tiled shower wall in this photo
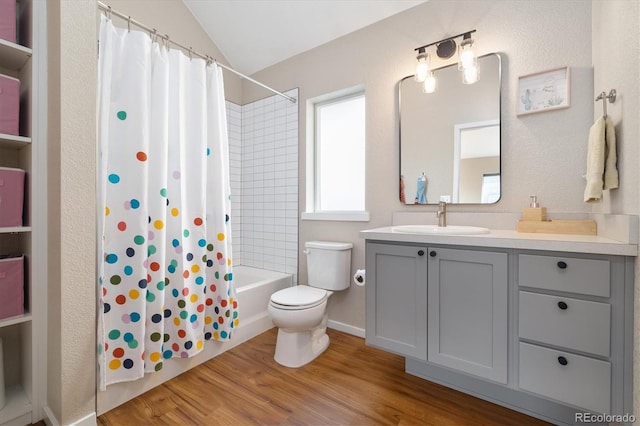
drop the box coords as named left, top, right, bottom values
left=226, top=101, right=243, bottom=263
left=226, top=88, right=299, bottom=283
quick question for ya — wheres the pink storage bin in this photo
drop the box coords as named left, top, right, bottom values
left=0, top=167, right=25, bottom=227
left=0, top=0, right=17, bottom=44
left=0, top=73, right=20, bottom=135
left=0, top=256, right=24, bottom=320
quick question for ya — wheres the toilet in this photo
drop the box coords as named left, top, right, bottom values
left=268, top=241, right=352, bottom=368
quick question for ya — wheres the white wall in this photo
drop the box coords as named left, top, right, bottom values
left=244, top=0, right=595, bottom=331
left=47, top=1, right=97, bottom=424
left=591, top=0, right=640, bottom=420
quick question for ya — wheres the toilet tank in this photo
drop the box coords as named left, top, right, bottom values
left=305, top=241, right=353, bottom=291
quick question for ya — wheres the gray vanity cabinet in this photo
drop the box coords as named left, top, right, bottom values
left=516, top=253, right=624, bottom=415
left=364, top=242, right=508, bottom=374
left=427, top=248, right=508, bottom=384
left=365, top=242, right=427, bottom=360
left=364, top=235, right=634, bottom=425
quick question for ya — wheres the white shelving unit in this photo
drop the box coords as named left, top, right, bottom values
left=0, top=1, right=46, bottom=425
left=0, top=38, right=31, bottom=70
left=0, top=133, right=31, bottom=149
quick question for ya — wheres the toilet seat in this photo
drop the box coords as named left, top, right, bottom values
left=270, top=286, right=328, bottom=310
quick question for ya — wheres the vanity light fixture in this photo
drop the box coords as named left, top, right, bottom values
left=414, top=47, right=430, bottom=83
left=458, top=31, right=479, bottom=84
left=414, top=30, right=479, bottom=92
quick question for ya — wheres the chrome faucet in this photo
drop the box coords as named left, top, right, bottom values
left=437, top=201, right=447, bottom=227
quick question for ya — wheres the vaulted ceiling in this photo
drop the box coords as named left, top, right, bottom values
left=183, top=0, right=427, bottom=75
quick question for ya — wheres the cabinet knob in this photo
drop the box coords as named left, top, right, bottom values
left=557, top=261, right=567, bottom=269
left=429, top=251, right=437, bottom=257
left=417, top=250, right=425, bottom=256
left=557, top=301, right=568, bottom=310
left=557, top=356, right=568, bottom=366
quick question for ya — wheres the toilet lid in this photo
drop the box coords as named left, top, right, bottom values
left=270, top=286, right=327, bottom=308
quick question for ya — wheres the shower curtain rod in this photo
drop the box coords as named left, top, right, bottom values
left=97, top=1, right=297, bottom=104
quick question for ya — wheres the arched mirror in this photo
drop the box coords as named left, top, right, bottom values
left=399, top=53, right=501, bottom=204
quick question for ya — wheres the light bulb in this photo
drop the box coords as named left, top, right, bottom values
left=458, top=34, right=477, bottom=72
left=415, top=55, right=429, bottom=83
left=423, top=71, right=436, bottom=93
left=462, top=65, right=479, bottom=84
left=459, top=48, right=476, bottom=69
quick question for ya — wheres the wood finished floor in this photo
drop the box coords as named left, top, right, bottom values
left=97, top=328, right=550, bottom=426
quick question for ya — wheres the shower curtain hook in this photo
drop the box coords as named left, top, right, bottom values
left=189, top=47, right=193, bottom=60
left=127, top=16, right=131, bottom=32
left=152, top=28, right=157, bottom=43
left=106, top=5, right=112, bottom=20
left=164, top=34, right=170, bottom=49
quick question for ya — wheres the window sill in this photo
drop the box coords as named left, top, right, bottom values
left=301, top=211, right=370, bottom=222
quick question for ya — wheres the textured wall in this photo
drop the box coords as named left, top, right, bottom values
left=244, top=0, right=595, bottom=331
left=52, top=1, right=97, bottom=424
left=591, top=0, right=640, bottom=420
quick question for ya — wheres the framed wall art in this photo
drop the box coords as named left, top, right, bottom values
left=517, top=66, right=570, bottom=116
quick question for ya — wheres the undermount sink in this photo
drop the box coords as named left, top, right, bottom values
left=391, top=225, right=490, bottom=235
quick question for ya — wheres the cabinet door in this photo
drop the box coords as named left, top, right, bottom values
left=428, top=248, right=508, bottom=383
left=366, top=242, right=427, bottom=360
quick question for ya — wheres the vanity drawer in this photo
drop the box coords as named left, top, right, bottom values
left=518, top=254, right=610, bottom=297
left=519, top=291, right=610, bottom=357
left=519, top=342, right=610, bottom=414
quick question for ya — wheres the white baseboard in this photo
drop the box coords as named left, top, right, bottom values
left=45, top=407, right=97, bottom=426
left=327, top=320, right=365, bottom=338
left=43, top=406, right=59, bottom=426
left=70, top=411, right=97, bottom=426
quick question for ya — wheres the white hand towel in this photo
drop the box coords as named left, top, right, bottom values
left=584, top=116, right=618, bottom=202
left=603, top=116, right=619, bottom=190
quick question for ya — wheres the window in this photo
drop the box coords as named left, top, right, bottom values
left=481, top=173, right=501, bottom=203
left=303, top=87, right=368, bottom=221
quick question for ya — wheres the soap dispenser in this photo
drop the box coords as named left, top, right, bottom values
left=522, top=195, right=547, bottom=221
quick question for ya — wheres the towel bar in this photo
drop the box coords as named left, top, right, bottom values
left=595, top=89, right=616, bottom=117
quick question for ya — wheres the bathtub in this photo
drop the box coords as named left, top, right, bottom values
left=233, top=265, right=293, bottom=337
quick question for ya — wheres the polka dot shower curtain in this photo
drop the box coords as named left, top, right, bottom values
left=97, top=16, right=237, bottom=390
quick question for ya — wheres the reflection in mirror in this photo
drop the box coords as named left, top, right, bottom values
left=399, top=53, right=501, bottom=205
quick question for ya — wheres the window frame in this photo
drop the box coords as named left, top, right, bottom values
left=302, top=85, right=369, bottom=222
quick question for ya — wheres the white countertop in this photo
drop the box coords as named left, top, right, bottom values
left=360, top=227, right=638, bottom=256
